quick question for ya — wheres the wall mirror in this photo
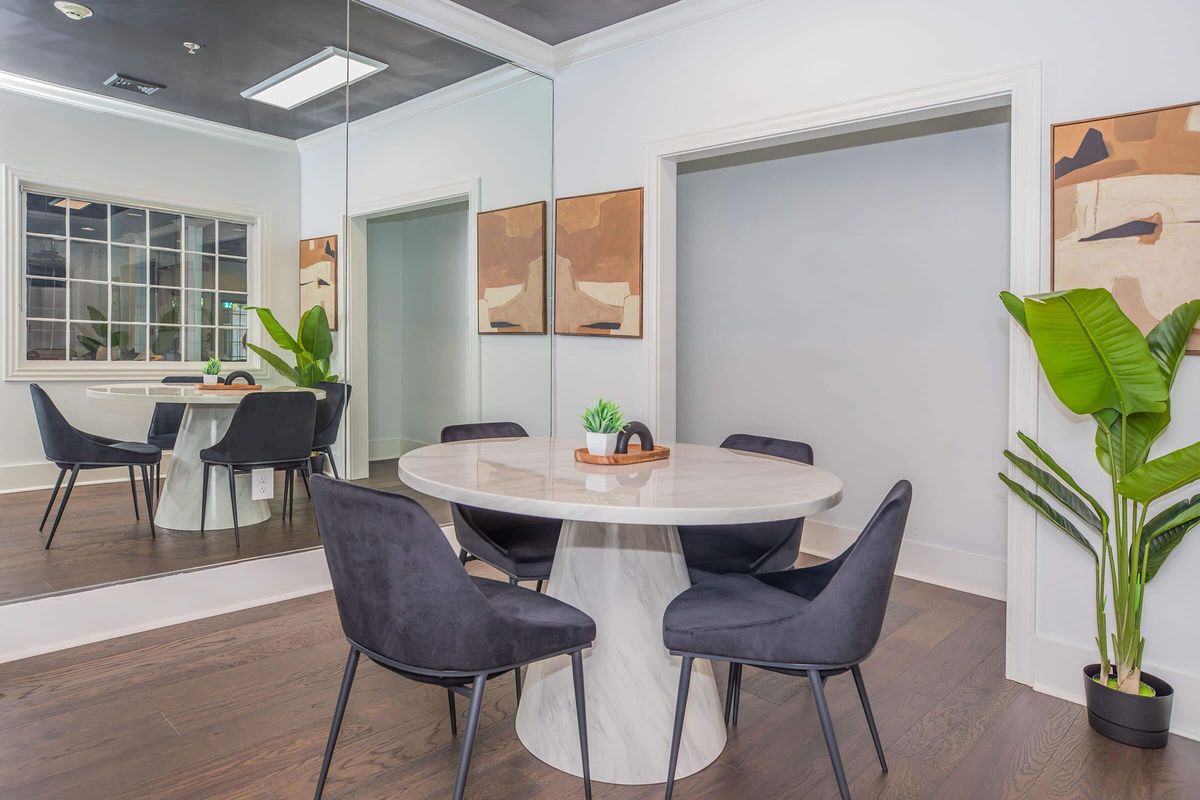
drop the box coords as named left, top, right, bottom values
left=0, top=0, right=551, bottom=604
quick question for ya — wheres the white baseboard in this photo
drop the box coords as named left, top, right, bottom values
left=368, top=437, right=429, bottom=461
left=0, top=454, right=175, bottom=495
left=802, top=519, right=1007, bottom=601
left=0, top=524, right=462, bottom=664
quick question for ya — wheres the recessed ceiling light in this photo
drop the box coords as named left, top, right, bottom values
left=53, top=1, right=92, bottom=20
left=241, top=46, right=387, bottom=110
left=51, top=198, right=92, bottom=210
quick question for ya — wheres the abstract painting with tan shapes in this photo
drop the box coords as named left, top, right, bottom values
left=1053, top=101, right=1200, bottom=350
left=477, top=201, right=546, bottom=334
left=554, top=187, right=643, bottom=337
left=299, top=235, right=338, bottom=331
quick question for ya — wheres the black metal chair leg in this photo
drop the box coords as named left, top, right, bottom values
left=141, top=466, right=156, bottom=537
left=535, top=579, right=544, bottom=593
left=447, top=688, right=459, bottom=737
left=731, top=662, right=743, bottom=726
left=45, top=464, right=80, bottom=550
left=39, top=468, right=66, bottom=531
left=156, top=462, right=161, bottom=497
left=571, top=650, right=593, bottom=800
left=227, top=466, right=240, bottom=548
left=300, top=463, right=311, bottom=497
left=128, top=466, right=140, bottom=520
left=314, top=647, right=360, bottom=800
left=452, top=674, right=488, bottom=800
left=665, top=655, right=694, bottom=800
left=459, top=548, right=470, bottom=565
left=200, top=463, right=210, bottom=533
left=852, top=664, right=887, bottom=773
left=809, top=669, right=851, bottom=800
left=506, top=577, right=524, bottom=703
left=324, top=447, right=340, bottom=480
left=724, top=662, right=736, bottom=727
left=284, top=469, right=293, bottom=522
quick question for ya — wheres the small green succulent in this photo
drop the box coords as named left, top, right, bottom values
left=202, top=356, right=222, bottom=376
left=581, top=398, right=625, bottom=434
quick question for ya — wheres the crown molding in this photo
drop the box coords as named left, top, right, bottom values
left=296, top=65, right=534, bottom=154
left=357, top=0, right=556, bottom=76
left=0, top=70, right=299, bottom=154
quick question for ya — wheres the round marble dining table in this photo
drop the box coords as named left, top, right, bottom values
left=398, top=436, right=843, bottom=785
left=86, top=383, right=324, bottom=531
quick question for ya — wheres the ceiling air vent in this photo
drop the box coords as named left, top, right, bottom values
left=103, top=73, right=166, bottom=96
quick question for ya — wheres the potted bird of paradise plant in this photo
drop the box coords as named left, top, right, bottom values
left=1000, top=288, right=1200, bottom=747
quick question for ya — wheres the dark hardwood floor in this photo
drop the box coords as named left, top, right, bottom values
left=0, top=460, right=449, bottom=604
left=1, top=558, right=1197, bottom=799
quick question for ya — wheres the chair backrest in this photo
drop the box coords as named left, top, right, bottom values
left=311, top=476, right=506, bottom=670
left=148, top=375, right=223, bottom=444
left=805, top=480, right=912, bottom=664
left=30, top=384, right=85, bottom=463
left=313, top=381, right=351, bottom=449
left=440, top=421, right=528, bottom=443
left=206, top=392, right=317, bottom=465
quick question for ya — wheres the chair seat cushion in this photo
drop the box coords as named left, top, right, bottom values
left=681, top=527, right=778, bottom=582
left=146, top=433, right=177, bottom=450
left=471, top=576, right=595, bottom=666
left=662, top=573, right=812, bottom=662
left=106, top=441, right=162, bottom=464
left=459, top=508, right=561, bottom=579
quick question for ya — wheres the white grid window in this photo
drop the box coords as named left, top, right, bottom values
left=23, top=190, right=251, bottom=364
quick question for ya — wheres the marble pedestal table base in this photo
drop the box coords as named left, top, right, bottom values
left=515, top=520, right=726, bottom=785
left=152, top=406, right=270, bottom=531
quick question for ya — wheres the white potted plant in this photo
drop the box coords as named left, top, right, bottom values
left=582, top=398, right=624, bottom=457
left=202, top=356, right=222, bottom=385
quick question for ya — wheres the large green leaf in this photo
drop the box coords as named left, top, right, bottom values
left=248, top=307, right=300, bottom=352
left=1146, top=300, right=1200, bottom=388
left=1024, top=289, right=1167, bottom=417
left=247, top=342, right=300, bottom=384
left=298, top=361, right=326, bottom=388
left=1017, top=431, right=1108, bottom=530
left=999, top=473, right=1098, bottom=562
left=1095, top=410, right=1171, bottom=480
left=1145, top=520, right=1200, bottom=582
left=1143, top=493, right=1200, bottom=539
left=1116, top=440, right=1200, bottom=503
left=999, top=291, right=1029, bottom=333
left=1004, top=450, right=1102, bottom=532
left=298, top=305, right=333, bottom=360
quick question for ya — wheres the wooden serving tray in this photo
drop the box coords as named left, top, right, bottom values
left=195, top=383, right=263, bottom=391
left=575, top=444, right=670, bottom=465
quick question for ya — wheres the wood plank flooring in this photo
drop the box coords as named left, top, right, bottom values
left=2, top=561, right=1197, bottom=799
left=0, top=460, right=448, bottom=604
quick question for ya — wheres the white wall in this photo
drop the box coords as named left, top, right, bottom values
left=367, top=202, right=471, bottom=458
left=677, top=110, right=1011, bottom=567
left=552, top=0, right=1200, bottom=735
left=0, top=90, right=301, bottom=491
left=300, top=68, right=554, bottom=441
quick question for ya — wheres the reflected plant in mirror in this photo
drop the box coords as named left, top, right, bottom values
left=247, top=305, right=338, bottom=387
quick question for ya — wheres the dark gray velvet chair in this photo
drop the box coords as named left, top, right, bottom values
left=312, top=381, right=350, bottom=479
left=310, top=477, right=595, bottom=800
left=662, top=480, right=913, bottom=800
left=199, top=392, right=316, bottom=546
left=440, top=422, right=561, bottom=592
left=147, top=375, right=223, bottom=495
left=30, top=384, right=161, bottom=549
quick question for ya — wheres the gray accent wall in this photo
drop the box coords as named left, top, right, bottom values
left=676, top=109, right=1011, bottom=562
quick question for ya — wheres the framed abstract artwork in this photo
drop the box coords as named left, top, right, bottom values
left=1052, top=100, right=1200, bottom=350
left=299, top=235, right=338, bottom=331
left=477, top=201, right=547, bottom=334
left=554, top=187, right=643, bottom=338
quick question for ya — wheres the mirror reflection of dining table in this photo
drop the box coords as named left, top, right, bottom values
left=399, top=436, right=843, bottom=785
left=86, top=383, right=325, bottom=531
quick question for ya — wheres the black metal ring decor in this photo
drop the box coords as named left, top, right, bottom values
left=614, top=421, right=654, bottom=454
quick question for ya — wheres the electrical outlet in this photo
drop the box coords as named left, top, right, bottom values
left=251, top=468, right=274, bottom=500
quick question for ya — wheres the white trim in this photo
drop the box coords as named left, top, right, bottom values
left=643, top=64, right=1043, bottom=685
left=342, top=180, right=482, bottom=480
left=0, top=453, right=174, bottom=495
left=0, top=70, right=297, bottom=154
left=803, top=520, right=1006, bottom=601
left=3, top=165, right=271, bottom=381
left=296, top=65, right=535, bottom=154
left=357, top=0, right=555, bottom=76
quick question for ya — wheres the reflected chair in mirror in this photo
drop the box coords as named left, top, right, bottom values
left=678, top=433, right=813, bottom=723
left=310, top=477, right=594, bottom=800
left=662, top=481, right=912, bottom=800
left=199, top=392, right=316, bottom=547
left=147, top=375, right=224, bottom=495
left=30, top=384, right=161, bottom=549
left=312, top=381, right=351, bottom=479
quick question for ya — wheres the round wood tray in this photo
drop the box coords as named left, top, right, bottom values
left=574, top=444, right=671, bottom=465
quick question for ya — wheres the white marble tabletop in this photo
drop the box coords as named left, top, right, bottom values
left=86, top=383, right=325, bottom=405
left=398, top=436, right=843, bottom=526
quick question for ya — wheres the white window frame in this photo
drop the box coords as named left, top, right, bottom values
left=3, top=165, right=271, bottom=380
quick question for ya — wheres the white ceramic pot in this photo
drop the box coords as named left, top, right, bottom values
left=203, top=374, right=219, bottom=385
left=586, top=431, right=619, bottom=457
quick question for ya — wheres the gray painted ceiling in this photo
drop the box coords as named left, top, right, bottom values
left=0, top=0, right=507, bottom=140
left=455, top=0, right=681, bottom=45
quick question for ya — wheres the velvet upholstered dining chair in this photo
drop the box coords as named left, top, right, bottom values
left=311, top=381, right=350, bottom=479
left=309, top=477, right=595, bottom=800
left=30, top=384, right=161, bottom=548
left=662, top=480, right=913, bottom=800
left=146, top=374, right=224, bottom=495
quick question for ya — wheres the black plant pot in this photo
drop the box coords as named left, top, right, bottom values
left=1083, top=664, right=1173, bottom=748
